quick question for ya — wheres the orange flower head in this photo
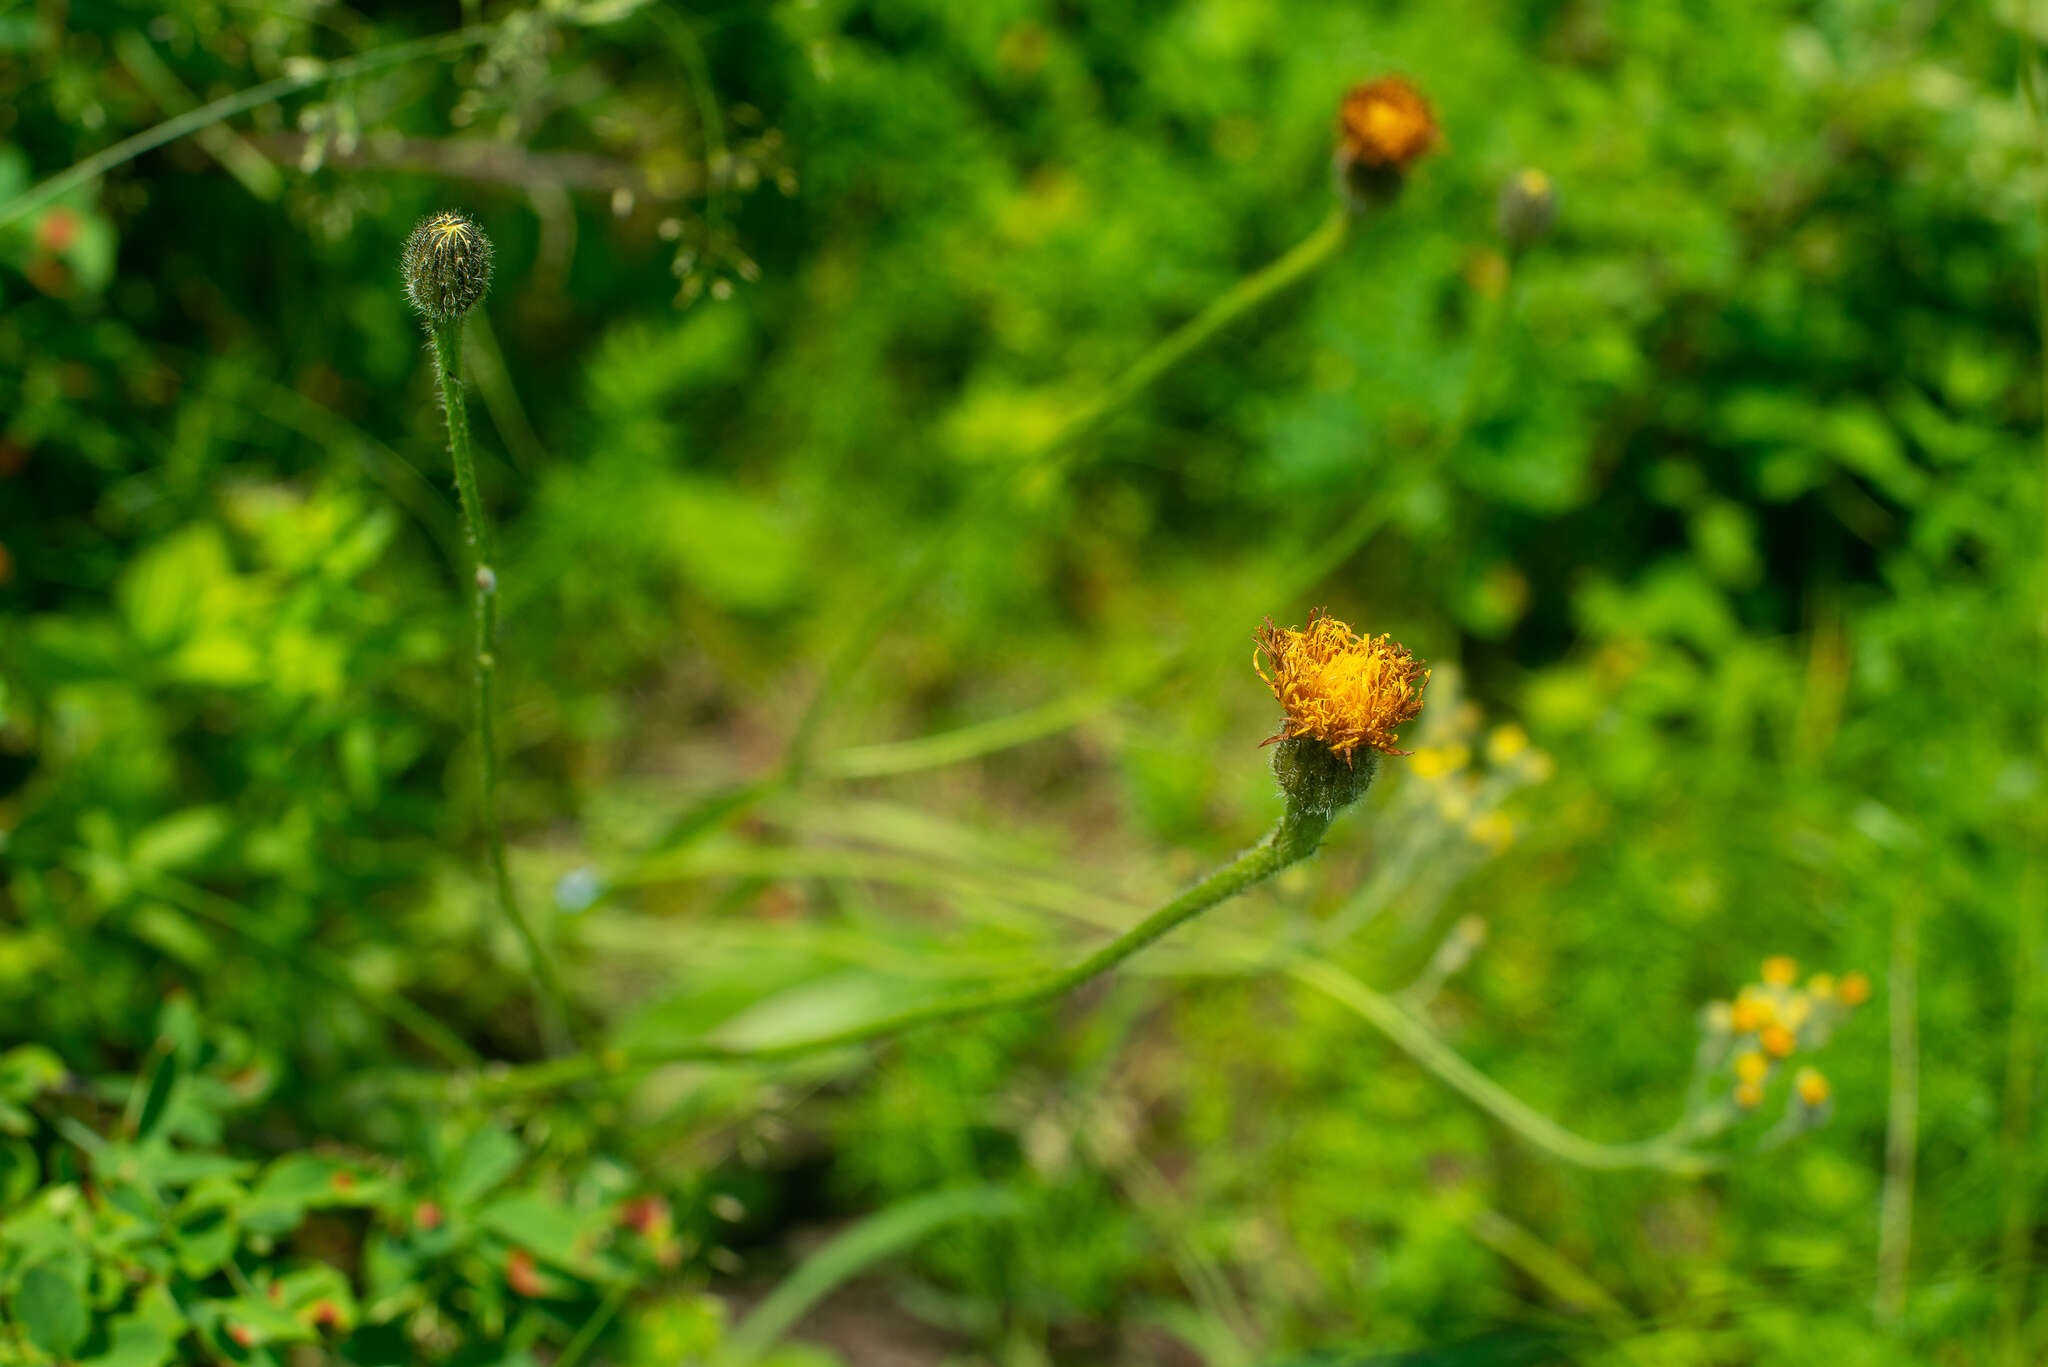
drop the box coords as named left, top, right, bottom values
left=1338, top=78, right=1440, bottom=171
left=1760, top=1023, right=1797, bottom=1059
left=1255, top=610, right=1429, bottom=764
left=1838, top=971, right=1871, bottom=1007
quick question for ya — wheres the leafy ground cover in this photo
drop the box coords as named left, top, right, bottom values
left=1, top=1, right=2043, bottom=1363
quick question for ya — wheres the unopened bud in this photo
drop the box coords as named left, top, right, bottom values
left=1495, top=168, right=1556, bottom=250
left=402, top=209, right=494, bottom=322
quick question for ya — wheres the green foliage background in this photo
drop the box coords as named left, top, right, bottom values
left=1, top=0, right=2044, bottom=1363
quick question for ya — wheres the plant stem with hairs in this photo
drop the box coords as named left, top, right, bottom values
left=406, top=210, right=575, bottom=1053
left=384, top=802, right=1339, bottom=1101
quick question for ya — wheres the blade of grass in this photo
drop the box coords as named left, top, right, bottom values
left=718, top=1186, right=1022, bottom=1367
left=0, top=24, right=498, bottom=227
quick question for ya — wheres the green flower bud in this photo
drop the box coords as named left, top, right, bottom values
left=1271, top=736, right=1379, bottom=829
left=402, top=210, right=494, bottom=321
left=1495, top=169, right=1557, bottom=251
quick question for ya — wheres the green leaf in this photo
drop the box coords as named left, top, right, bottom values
left=82, top=1318, right=177, bottom=1367
left=0, top=1044, right=66, bottom=1101
left=719, top=1186, right=1020, bottom=1366
left=13, top=1263, right=90, bottom=1358
left=446, top=1126, right=522, bottom=1207
left=132, top=1046, right=179, bottom=1140
left=475, top=1189, right=607, bottom=1274
left=130, top=808, right=230, bottom=875
left=0, top=1137, right=39, bottom=1206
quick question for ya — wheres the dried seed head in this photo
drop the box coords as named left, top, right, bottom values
left=402, top=209, right=494, bottom=321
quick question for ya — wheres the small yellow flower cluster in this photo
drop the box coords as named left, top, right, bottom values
left=1394, top=678, right=1553, bottom=856
left=1709, top=958, right=1868, bottom=1111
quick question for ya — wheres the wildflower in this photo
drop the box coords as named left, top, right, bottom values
left=1761, top=955, right=1798, bottom=987
left=1734, top=1080, right=1764, bottom=1110
left=1760, top=1023, right=1797, bottom=1059
left=1485, top=723, right=1529, bottom=766
left=1495, top=168, right=1557, bottom=250
left=1780, top=991, right=1813, bottom=1031
left=1257, top=611, right=1428, bottom=825
left=1409, top=744, right=1468, bottom=780
left=402, top=209, right=495, bottom=321
left=1838, top=971, right=1871, bottom=1006
left=1730, top=990, right=1775, bottom=1034
left=1334, top=77, right=1441, bottom=211
left=1808, top=972, right=1837, bottom=1000
left=1795, top=1068, right=1831, bottom=1107
left=1468, top=811, right=1516, bottom=853
left=1734, top=1050, right=1770, bottom=1086
left=1255, top=610, right=1429, bottom=764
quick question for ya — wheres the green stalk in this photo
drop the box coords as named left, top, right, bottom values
left=428, top=319, right=574, bottom=1053
left=408, top=805, right=1333, bottom=1099
left=1875, top=891, right=1919, bottom=1329
left=780, top=206, right=1355, bottom=780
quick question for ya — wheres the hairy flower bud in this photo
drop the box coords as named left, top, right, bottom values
left=1495, top=168, right=1557, bottom=251
left=402, top=209, right=494, bottom=321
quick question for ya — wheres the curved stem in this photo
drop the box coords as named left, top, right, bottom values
left=781, top=207, right=1355, bottom=779
left=0, top=24, right=498, bottom=227
left=428, top=319, right=575, bottom=1054
left=392, top=807, right=1332, bottom=1100
left=1288, top=959, right=1721, bottom=1176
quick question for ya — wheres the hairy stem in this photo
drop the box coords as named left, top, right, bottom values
left=428, top=320, right=575, bottom=1054
left=398, top=806, right=1333, bottom=1099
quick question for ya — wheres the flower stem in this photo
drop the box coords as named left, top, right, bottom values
left=428, top=319, right=575, bottom=1054
left=781, top=206, right=1355, bottom=781
left=394, top=806, right=1332, bottom=1100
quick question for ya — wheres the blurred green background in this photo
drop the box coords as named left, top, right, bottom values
left=1, top=0, right=2044, bottom=1363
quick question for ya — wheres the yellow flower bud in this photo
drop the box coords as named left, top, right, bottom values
left=1730, top=991, right=1774, bottom=1035
left=1761, top=955, right=1798, bottom=987
left=1734, top=1050, right=1770, bottom=1085
left=1807, top=972, right=1837, bottom=1000
left=1760, top=1023, right=1797, bottom=1059
left=1486, top=723, right=1530, bottom=766
left=1795, top=1068, right=1831, bottom=1107
left=1734, top=1080, right=1765, bottom=1109
left=1467, top=811, right=1515, bottom=853
left=1781, top=992, right=1812, bottom=1031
